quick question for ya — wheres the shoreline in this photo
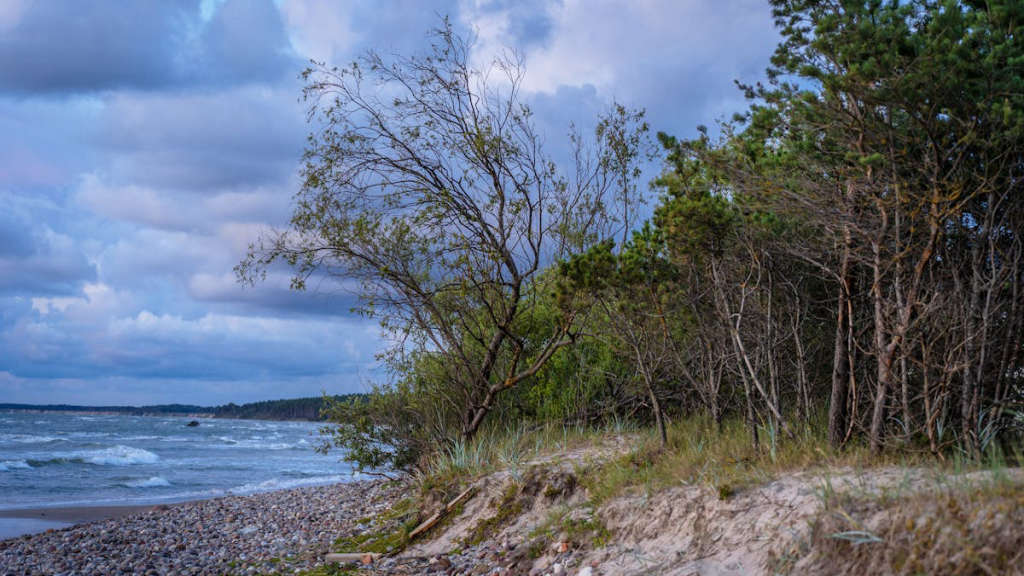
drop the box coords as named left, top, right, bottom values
left=0, top=504, right=160, bottom=540
left=0, top=504, right=157, bottom=524
left=0, top=478, right=401, bottom=575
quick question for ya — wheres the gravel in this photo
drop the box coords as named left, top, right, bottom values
left=0, top=480, right=597, bottom=576
left=0, top=480, right=402, bottom=576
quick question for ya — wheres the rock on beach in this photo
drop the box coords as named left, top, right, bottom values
left=0, top=480, right=401, bottom=576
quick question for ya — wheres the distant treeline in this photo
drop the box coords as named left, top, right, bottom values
left=213, top=396, right=362, bottom=421
left=0, top=395, right=363, bottom=421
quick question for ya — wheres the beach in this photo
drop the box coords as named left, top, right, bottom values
left=0, top=479, right=400, bottom=575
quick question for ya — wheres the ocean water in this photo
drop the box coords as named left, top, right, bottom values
left=0, top=412, right=354, bottom=511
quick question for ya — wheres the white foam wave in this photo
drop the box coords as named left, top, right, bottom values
left=27, top=446, right=159, bottom=467
left=86, top=446, right=159, bottom=465
left=229, top=475, right=344, bottom=495
left=0, top=460, right=31, bottom=471
left=124, top=476, right=171, bottom=488
left=211, top=439, right=298, bottom=450
left=0, top=434, right=63, bottom=444
left=257, top=442, right=295, bottom=450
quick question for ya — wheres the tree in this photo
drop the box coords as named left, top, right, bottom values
left=560, top=226, right=678, bottom=447
left=238, top=21, right=648, bottom=442
left=735, top=0, right=1024, bottom=453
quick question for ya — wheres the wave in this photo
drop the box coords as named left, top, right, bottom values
left=253, top=442, right=296, bottom=450
left=123, top=476, right=171, bottom=488
left=0, top=434, right=64, bottom=444
left=229, top=474, right=345, bottom=495
left=81, top=446, right=160, bottom=466
left=28, top=445, right=160, bottom=467
left=0, top=460, right=31, bottom=471
left=210, top=439, right=300, bottom=450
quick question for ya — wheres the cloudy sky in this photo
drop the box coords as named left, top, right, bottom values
left=0, top=0, right=777, bottom=406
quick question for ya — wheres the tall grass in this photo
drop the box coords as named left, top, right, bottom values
left=415, top=418, right=640, bottom=489
left=416, top=409, right=1022, bottom=506
left=577, top=412, right=934, bottom=504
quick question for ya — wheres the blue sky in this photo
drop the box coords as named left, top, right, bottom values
left=0, top=0, right=777, bottom=405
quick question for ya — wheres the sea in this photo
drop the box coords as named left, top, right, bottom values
left=0, top=411, right=354, bottom=537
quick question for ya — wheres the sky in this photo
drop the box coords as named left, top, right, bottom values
left=0, top=0, right=778, bottom=406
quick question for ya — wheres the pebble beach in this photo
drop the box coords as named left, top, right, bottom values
left=0, top=480, right=402, bottom=576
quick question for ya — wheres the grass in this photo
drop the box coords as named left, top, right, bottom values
left=524, top=502, right=611, bottom=560
left=572, top=412, right=951, bottom=505
left=414, top=418, right=638, bottom=490
left=291, top=413, right=1021, bottom=575
left=415, top=411, right=954, bottom=555
left=290, top=565, right=362, bottom=576
left=332, top=497, right=419, bottom=555
left=772, top=470, right=1024, bottom=575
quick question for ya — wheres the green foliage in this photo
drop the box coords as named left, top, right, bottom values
left=215, top=396, right=343, bottom=421
left=318, top=381, right=442, bottom=473
left=244, top=19, right=650, bottom=451
left=332, top=498, right=418, bottom=555
left=298, top=2, right=1024, bottom=476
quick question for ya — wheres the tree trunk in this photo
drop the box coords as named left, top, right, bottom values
left=828, top=224, right=852, bottom=448
left=869, top=239, right=894, bottom=455
left=961, top=235, right=983, bottom=457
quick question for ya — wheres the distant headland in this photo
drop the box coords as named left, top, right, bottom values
left=0, top=395, right=362, bottom=422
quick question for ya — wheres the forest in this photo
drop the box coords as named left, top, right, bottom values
left=241, top=0, right=1024, bottom=473
left=0, top=396, right=350, bottom=421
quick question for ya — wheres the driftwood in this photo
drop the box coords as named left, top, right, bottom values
left=324, top=552, right=380, bottom=564
left=407, top=485, right=475, bottom=541
left=323, top=485, right=475, bottom=565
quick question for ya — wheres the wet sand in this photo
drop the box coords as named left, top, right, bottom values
left=0, top=504, right=155, bottom=524
left=0, top=505, right=155, bottom=541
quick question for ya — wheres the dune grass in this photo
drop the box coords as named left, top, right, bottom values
left=574, top=413, right=900, bottom=504
left=418, top=410, right=1020, bottom=507
left=414, top=417, right=638, bottom=492
left=773, top=467, right=1024, bottom=575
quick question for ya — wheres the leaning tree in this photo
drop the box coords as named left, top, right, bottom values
left=238, top=21, right=648, bottom=441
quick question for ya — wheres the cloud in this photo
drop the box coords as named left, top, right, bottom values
left=0, top=302, right=381, bottom=382
left=0, top=97, right=99, bottom=190
left=196, top=0, right=299, bottom=85
left=282, top=0, right=461, bottom=64
left=0, top=228, right=97, bottom=296
left=93, top=87, right=306, bottom=191
left=0, top=1, right=191, bottom=94
left=189, top=270, right=362, bottom=316
left=0, top=1, right=783, bottom=406
left=462, top=0, right=778, bottom=137
left=0, top=371, right=374, bottom=406
left=0, top=0, right=298, bottom=95
left=75, top=174, right=293, bottom=233
left=0, top=194, right=97, bottom=296
left=279, top=0, right=358, bottom=64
